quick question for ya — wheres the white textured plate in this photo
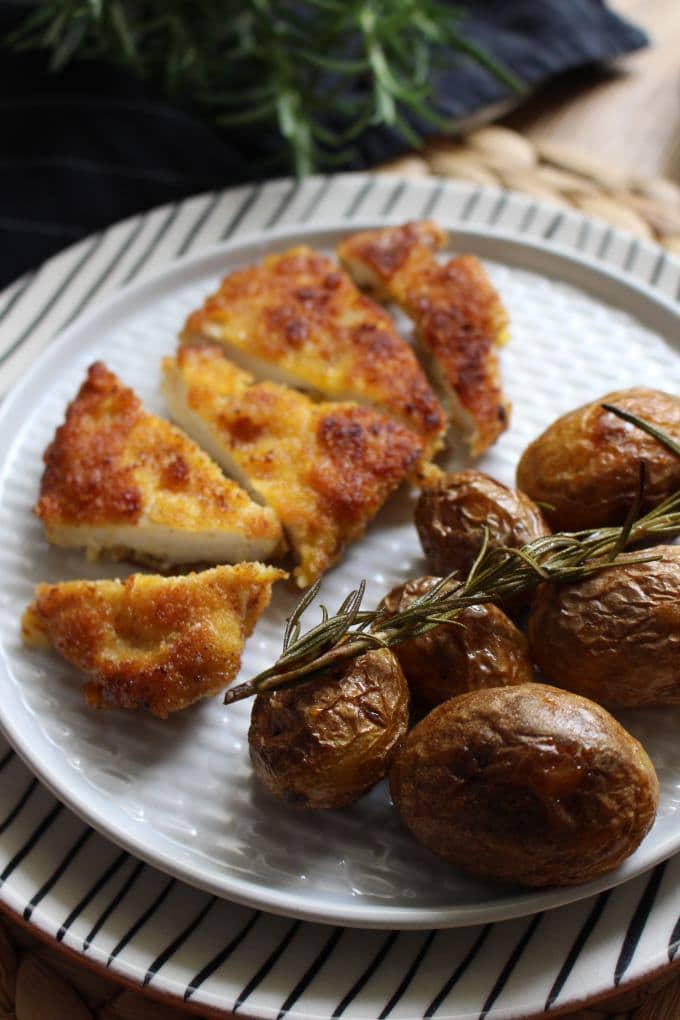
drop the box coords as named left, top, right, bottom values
left=1, top=203, right=680, bottom=933
left=0, top=175, right=679, bottom=1019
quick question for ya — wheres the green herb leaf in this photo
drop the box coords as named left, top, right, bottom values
left=3, top=0, right=522, bottom=174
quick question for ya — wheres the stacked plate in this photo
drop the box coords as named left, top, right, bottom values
left=0, top=175, right=678, bottom=1019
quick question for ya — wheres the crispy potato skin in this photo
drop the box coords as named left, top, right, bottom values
left=389, top=684, right=659, bottom=887
left=377, top=576, right=534, bottom=708
left=249, top=649, right=410, bottom=809
left=414, top=470, right=550, bottom=584
left=516, top=388, right=680, bottom=531
left=528, top=547, right=680, bottom=707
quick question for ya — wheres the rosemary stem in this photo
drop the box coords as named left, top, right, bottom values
left=224, top=634, right=376, bottom=702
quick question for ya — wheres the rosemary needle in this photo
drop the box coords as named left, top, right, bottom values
left=224, top=406, right=680, bottom=705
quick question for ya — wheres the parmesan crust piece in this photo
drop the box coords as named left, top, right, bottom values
left=34, top=362, right=284, bottom=566
left=22, top=563, right=286, bottom=717
left=337, top=221, right=511, bottom=457
left=162, top=344, right=423, bottom=587
left=180, top=246, right=445, bottom=459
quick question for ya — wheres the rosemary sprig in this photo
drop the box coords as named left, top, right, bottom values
left=4, top=0, right=521, bottom=176
left=224, top=406, right=680, bottom=705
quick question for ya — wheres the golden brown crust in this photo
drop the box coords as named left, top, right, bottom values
left=389, top=684, right=659, bottom=887
left=377, top=576, right=534, bottom=708
left=339, top=221, right=447, bottom=285
left=34, top=362, right=283, bottom=559
left=516, top=388, right=680, bottom=531
left=37, top=362, right=146, bottom=528
left=528, top=547, right=680, bottom=707
left=163, top=345, right=423, bottom=586
left=338, top=222, right=510, bottom=456
left=249, top=648, right=410, bottom=809
left=22, top=563, right=285, bottom=718
left=181, top=246, right=445, bottom=458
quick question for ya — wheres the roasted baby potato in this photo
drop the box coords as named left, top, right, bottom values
left=377, top=576, right=534, bottom=708
left=516, top=388, right=680, bottom=531
left=528, top=546, right=680, bottom=707
left=415, top=470, right=550, bottom=578
left=249, top=648, right=409, bottom=809
left=389, top=684, right=659, bottom=887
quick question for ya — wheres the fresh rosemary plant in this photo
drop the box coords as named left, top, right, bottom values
left=5, top=1, right=519, bottom=175
left=224, top=406, right=680, bottom=704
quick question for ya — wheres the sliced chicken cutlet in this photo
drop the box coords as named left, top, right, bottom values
left=34, top=362, right=283, bottom=566
left=162, top=344, right=423, bottom=587
left=22, top=563, right=285, bottom=717
left=180, top=246, right=445, bottom=460
left=337, top=221, right=511, bottom=457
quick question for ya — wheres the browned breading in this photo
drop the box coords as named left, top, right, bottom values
left=162, top=344, right=423, bottom=586
left=337, top=221, right=511, bottom=457
left=22, top=564, right=286, bottom=718
left=180, top=246, right=445, bottom=459
left=35, top=362, right=283, bottom=565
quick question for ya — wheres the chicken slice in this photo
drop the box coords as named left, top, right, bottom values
left=337, top=221, right=511, bottom=457
left=35, top=362, right=284, bottom=566
left=180, top=246, right=445, bottom=460
left=162, top=344, right=423, bottom=587
left=22, top=563, right=285, bottom=717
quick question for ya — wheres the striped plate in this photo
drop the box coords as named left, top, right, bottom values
left=0, top=175, right=678, bottom=1018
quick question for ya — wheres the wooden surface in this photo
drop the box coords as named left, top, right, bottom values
left=503, top=0, right=680, bottom=181
left=559, top=967, right=680, bottom=1020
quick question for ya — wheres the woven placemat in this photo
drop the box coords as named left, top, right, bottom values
left=376, top=126, right=680, bottom=256
left=1, top=133, right=678, bottom=1020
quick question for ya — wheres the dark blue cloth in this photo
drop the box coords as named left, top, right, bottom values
left=0, top=1, right=646, bottom=288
